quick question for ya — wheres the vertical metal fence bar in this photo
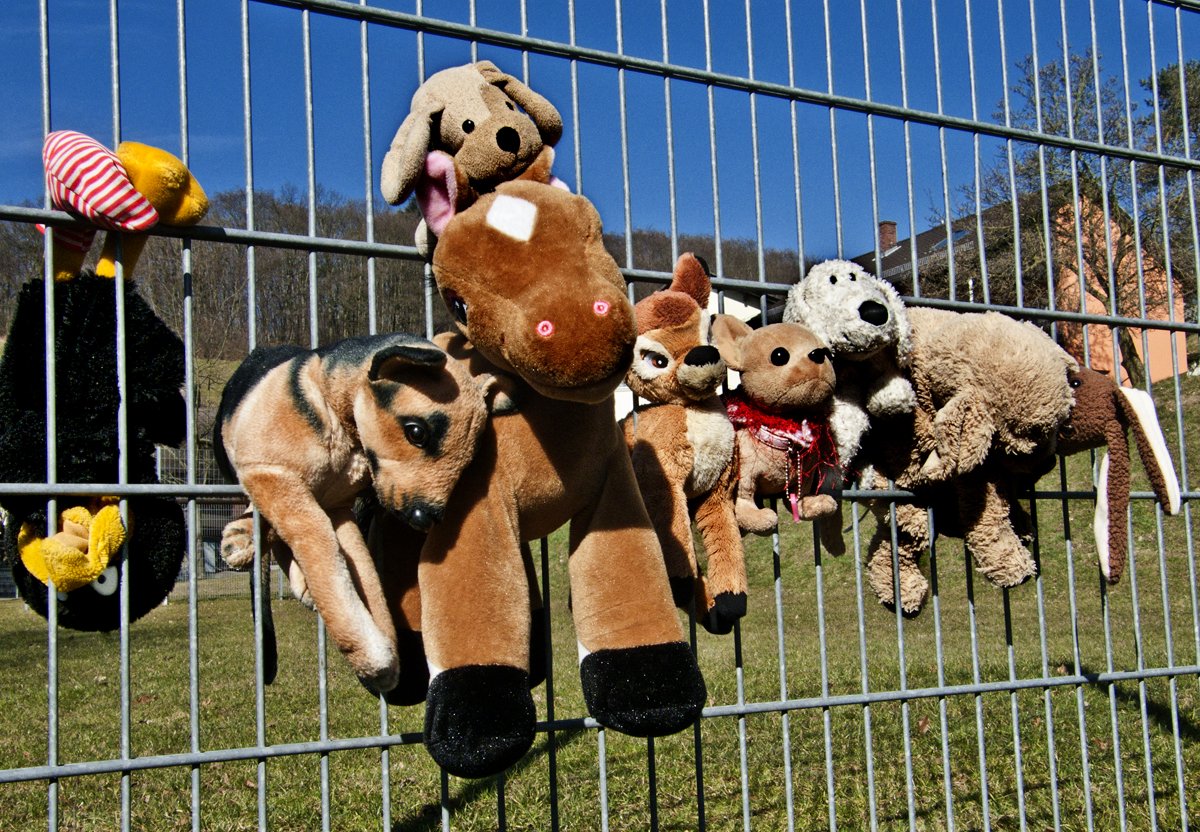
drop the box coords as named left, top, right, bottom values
left=598, top=727, right=610, bottom=832
left=1026, top=0, right=1062, bottom=334
left=821, top=0, right=844, bottom=257
left=850, top=508, right=880, bottom=832
left=1165, top=7, right=1200, bottom=703
left=1142, top=11, right=1191, bottom=827
left=770, top=527, right=796, bottom=832
left=929, top=0, right=959, bottom=300
left=537, top=539, right=560, bottom=832
left=884, top=499, right=916, bottom=832
left=613, top=0, right=633, bottom=271
left=1026, top=498, right=1063, bottom=832
left=964, top=552, right=993, bottom=832
left=659, top=0, right=679, bottom=260
left=926, top=513, right=956, bottom=832
left=175, top=4, right=204, bottom=831
left=964, top=0, right=990, bottom=304
left=743, top=0, right=766, bottom=283
left=995, top=0, right=1028, bottom=308
left=1057, top=460, right=1097, bottom=832
left=782, top=0, right=807, bottom=271
left=893, top=0, right=919, bottom=296
left=107, top=4, right=136, bottom=830
left=1001, top=591, right=1029, bottom=831
left=731, top=623, right=750, bottom=832
left=37, top=1, right=60, bottom=829
left=700, top=0, right=723, bottom=276
left=360, top=3, right=378, bottom=337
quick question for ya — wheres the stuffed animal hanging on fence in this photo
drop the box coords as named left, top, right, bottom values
left=619, top=253, right=747, bottom=635
left=859, top=307, right=1080, bottom=613
left=380, top=60, right=564, bottom=257
left=372, top=172, right=706, bottom=779
left=0, top=130, right=207, bottom=631
left=213, top=334, right=494, bottom=699
left=711, top=315, right=843, bottom=553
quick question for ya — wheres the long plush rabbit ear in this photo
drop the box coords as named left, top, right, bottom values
left=1117, top=386, right=1182, bottom=515
left=381, top=104, right=442, bottom=205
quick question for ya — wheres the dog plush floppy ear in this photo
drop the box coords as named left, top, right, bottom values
left=1057, top=368, right=1182, bottom=583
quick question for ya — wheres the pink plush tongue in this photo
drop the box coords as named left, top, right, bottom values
left=788, top=494, right=801, bottom=523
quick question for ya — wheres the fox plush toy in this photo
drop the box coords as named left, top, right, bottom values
left=620, top=253, right=747, bottom=635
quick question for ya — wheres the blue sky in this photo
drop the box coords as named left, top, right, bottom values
left=1, top=0, right=1196, bottom=269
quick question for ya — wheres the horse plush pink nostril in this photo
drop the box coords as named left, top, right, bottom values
left=594, top=300, right=610, bottom=317
left=536, top=320, right=555, bottom=338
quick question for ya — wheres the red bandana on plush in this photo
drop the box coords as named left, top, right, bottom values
left=723, top=386, right=840, bottom=522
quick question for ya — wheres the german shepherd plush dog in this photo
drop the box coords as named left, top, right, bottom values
left=213, top=334, right=491, bottom=694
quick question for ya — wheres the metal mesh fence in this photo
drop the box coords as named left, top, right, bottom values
left=0, top=0, right=1198, bottom=829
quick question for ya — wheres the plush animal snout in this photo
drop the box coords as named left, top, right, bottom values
left=684, top=345, right=720, bottom=367
left=496, top=126, right=520, bottom=153
left=859, top=300, right=890, bottom=326
left=398, top=499, right=444, bottom=532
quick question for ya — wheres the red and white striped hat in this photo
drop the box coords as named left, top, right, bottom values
left=39, top=130, right=159, bottom=252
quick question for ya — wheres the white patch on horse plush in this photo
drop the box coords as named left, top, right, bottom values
left=486, top=194, right=538, bottom=242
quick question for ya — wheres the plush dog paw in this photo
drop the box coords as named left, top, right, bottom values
left=735, top=499, right=778, bottom=536
left=424, top=665, right=536, bottom=778
left=702, top=592, right=747, bottom=635
left=219, top=514, right=256, bottom=570
left=347, top=635, right=400, bottom=695
left=580, top=641, right=706, bottom=737
left=867, top=552, right=929, bottom=615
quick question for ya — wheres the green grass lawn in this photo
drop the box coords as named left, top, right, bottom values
left=1, top=375, right=1198, bottom=830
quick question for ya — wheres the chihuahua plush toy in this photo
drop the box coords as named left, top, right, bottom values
left=214, top=334, right=492, bottom=696
left=711, top=316, right=843, bottom=553
left=380, top=60, right=564, bottom=257
left=620, top=253, right=746, bottom=635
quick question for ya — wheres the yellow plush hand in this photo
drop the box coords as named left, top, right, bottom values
left=18, top=503, right=126, bottom=592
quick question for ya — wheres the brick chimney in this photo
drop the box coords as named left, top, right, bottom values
left=879, top=220, right=897, bottom=252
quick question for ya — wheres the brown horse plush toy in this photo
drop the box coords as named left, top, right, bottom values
left=378, top=176, right=706, bottom=778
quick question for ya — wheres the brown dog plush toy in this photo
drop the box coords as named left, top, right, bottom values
left=380, top=60, right=564, bottom=256
left=213, top=334, right=491, bottom=695
left=711, top=316, right=843, bottom=553
left=374, top=176, right=705, bottom=778
left=862, top=307, right=1079, bottom=613
left=619, top=253, right=746, bottom=635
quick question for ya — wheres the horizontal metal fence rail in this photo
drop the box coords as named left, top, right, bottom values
left=0, top=1, right=1197, bottom=831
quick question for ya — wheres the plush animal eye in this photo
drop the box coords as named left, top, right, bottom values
left=462, top=119, right=475, bottom=134
left=770, top=347, right=790, bottom=366
left=646, top=352, right=669, bottom=370
left=808, top=348, right=831, bottom=364
left=448, top=293, right=468, bottom=325
left=1069, top=374, right=1082, bottom=388
left=848, top=273, right=856, bottom=281
left=403, top=419, right=430, bottom=448
left=829, top=275, right=837, bottom=284
left=505, top=101, right=515, bottom=110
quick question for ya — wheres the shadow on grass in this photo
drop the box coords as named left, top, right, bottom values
left=1076, top=663, right=1200, bottom=743
left=392, top=727, right=588, bottom=832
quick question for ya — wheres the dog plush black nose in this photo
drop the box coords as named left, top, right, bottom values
left=402, top=501, right=444, bottom=531
left=496, top=126, right=520, bottom=153
left=684, top=345, right=721, bottom=367
left=859, top=300, right=889, bottom=326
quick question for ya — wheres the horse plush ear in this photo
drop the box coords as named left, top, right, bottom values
left=1093, top=385, right=1182, bottom=582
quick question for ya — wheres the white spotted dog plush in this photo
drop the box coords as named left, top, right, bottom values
left=619, top=253, right=747, bottom=635
left=213, top=334, right=492, bottom=696
left=783, top=259, right=915, bottom=471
